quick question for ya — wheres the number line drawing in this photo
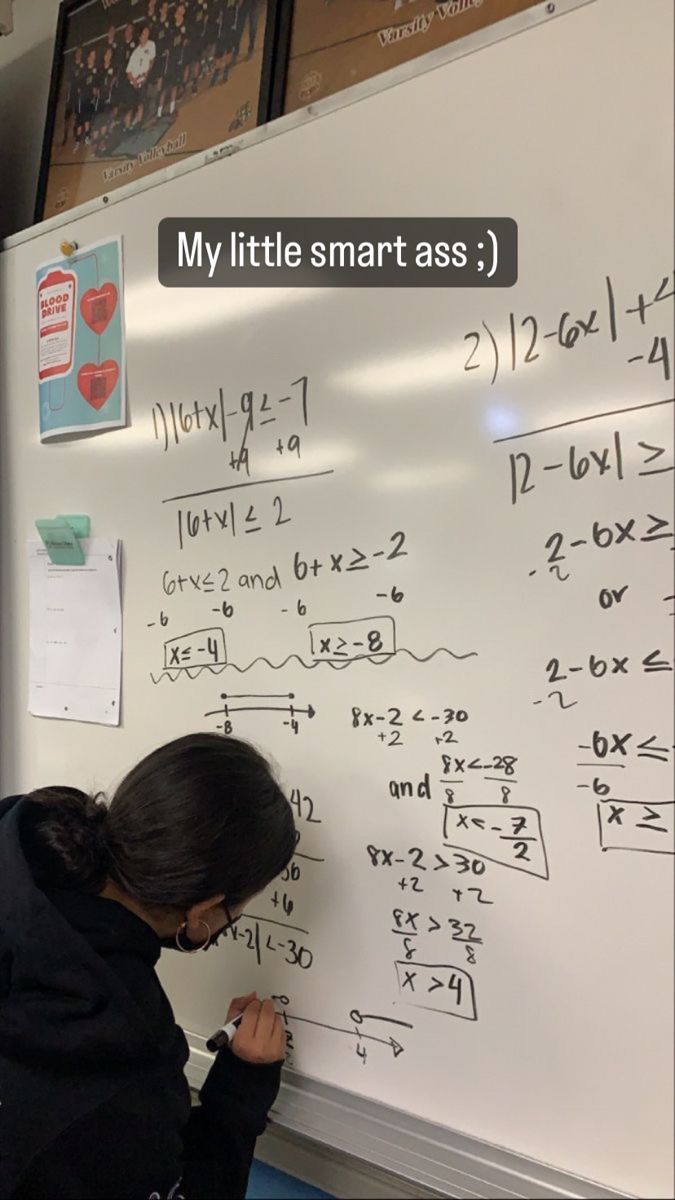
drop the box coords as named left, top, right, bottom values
left=221, top=692, right=295, bottom=699
left=275, top=1012, right=406, bottom=1056
left=205, top=704, right=316, bottom=718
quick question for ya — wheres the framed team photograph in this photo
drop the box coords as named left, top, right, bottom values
left=36, top=0, right=281, bottom=223
left=283, top=0, right=541, bottom=114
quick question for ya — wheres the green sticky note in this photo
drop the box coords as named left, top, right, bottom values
left=57, top=514, right=90, bottom=539
left=35, top=519, right=85, bottom=566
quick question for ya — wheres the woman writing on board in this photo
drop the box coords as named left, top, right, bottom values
left=0, top=733, right=296, bottom=1200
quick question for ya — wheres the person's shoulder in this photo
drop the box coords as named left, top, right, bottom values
left=0, top=795, right=23, bottom=821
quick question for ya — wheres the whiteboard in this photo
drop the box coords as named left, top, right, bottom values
left=1, top=1, right=673, bottom=1195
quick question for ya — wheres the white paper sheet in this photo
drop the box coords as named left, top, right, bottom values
left=28, top=538, right=122, bottom=725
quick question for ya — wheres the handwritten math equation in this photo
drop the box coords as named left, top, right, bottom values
left=138, top=276, right=673, bottom=1069
left=462, top=271, right=673, bottom=385
left=508, top=427, right=674, bottom=506
left=152, top=374, right=309, bottom=477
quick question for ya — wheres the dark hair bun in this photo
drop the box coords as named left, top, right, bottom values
left=22, top=787, right=110, bottom=893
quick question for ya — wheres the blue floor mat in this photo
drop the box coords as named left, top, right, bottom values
left=103, top=115, right=176, bottom=158
left=246, top=1159, right=334, bottom=1199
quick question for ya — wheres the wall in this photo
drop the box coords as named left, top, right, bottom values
left=0, top=0, right=61, bottom=239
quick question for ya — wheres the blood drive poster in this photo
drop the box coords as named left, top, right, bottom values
left=36, top=236, right=126, bottom=440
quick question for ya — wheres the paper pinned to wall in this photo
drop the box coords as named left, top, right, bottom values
left=28, top=539, right=122, bottom=725
left=36, top=237, right=126, bottom=441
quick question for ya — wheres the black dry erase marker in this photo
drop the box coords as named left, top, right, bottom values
left=206, top=1014, right=243, bottom=1053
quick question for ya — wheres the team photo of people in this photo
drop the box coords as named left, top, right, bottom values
left=41, top=0, right=268, bottom=218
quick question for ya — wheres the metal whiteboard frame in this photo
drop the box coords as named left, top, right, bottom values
left=2, top=0, right=595, bottom=254
left=186, top=1032, right=631, bottom=1199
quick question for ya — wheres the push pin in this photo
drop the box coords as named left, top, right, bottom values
left=59, top=239, right=78, bottom=257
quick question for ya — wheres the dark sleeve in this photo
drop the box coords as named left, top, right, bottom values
left=184, top=1051, right=282, bottom=1200
left=15, top=1054, right=281, bottom=1200
left=0, top=795, right=22, bottom=818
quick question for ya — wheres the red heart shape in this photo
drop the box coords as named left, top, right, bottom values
left=79, top=282, right=118, bottom=335
left=77, top=360, right=119, bottom=410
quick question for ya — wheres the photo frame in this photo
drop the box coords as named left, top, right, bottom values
left=35, top=0, right=284, bottom=223
left=282, top=0, right=541, bottom=115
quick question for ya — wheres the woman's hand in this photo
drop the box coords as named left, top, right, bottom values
left=225, top=991, right=257, bottom=1023
left=230, top=997, right=286, bottom=1065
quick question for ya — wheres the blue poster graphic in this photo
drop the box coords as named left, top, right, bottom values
left=36, top=236, right=126, bottom=440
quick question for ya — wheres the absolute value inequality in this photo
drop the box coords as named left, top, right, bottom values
left=179, top=230, right=471, bottom=276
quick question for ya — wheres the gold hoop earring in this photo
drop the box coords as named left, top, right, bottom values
left=175, top=919, right=212, bottom=953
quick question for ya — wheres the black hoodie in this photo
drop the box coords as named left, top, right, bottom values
left=0, top=796, right=281, bottom=1199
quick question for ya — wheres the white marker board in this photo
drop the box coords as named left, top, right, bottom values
left=1, top=1, right=673, bottom=1195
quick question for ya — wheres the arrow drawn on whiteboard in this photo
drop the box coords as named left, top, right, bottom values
left=272, top=1010, right=407, bottom=1057
left=150, top=645, right=478, bottom=683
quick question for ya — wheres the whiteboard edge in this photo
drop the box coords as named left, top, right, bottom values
left=184, top=1033, right=634, bottom=1199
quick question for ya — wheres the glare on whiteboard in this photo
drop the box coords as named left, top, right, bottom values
left=332, top=346, right=469, bottom=396
left=124, top=283, right=324, bottom=339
